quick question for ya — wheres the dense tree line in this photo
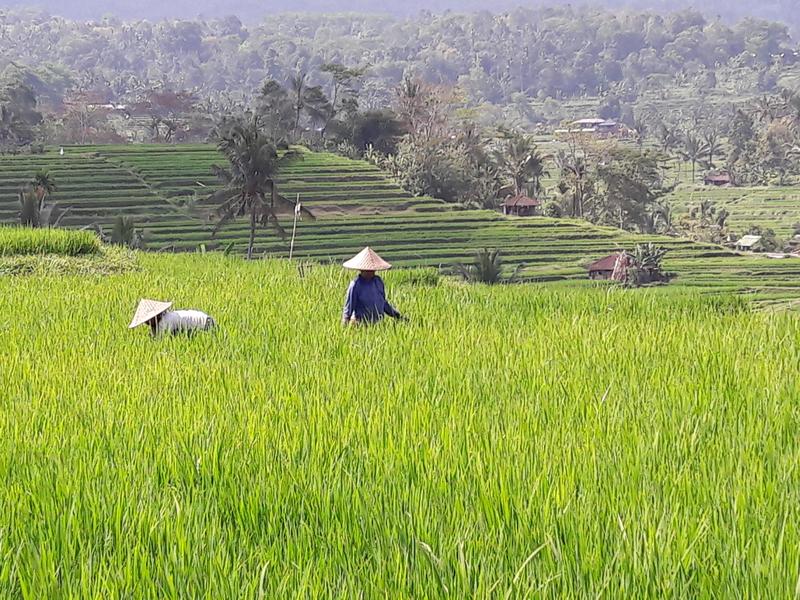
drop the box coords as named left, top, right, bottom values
left=0, top=7, right=796, bottom=114
left=6, top=0, right=800, bottom=35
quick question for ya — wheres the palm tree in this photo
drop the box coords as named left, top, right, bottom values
left=31, top=169, right=57, bottom=202
left=289, top=72, right=332, bottom=140
left=633, top=118, right=648, bottom=150
left=702, top=130, right=723, bottom=169
left=554, top=149, right=591, bottom=218
left=455, top=248, right=522, bottom=284
left=715, top=208, right=730, bottom=229
left=689, top=199, right=717, bottom=225
left=647, top=201, right=673, bottom=234
left=208, top=118, right=313, bottom=259
left=494, top=133, right=549, bottom=198
left=18, top=187, right=39, bottom=227
left=111, top=216, right=138, bottom=247
left=657, top=123, right=680, bottom=154
left=18, top=186, right=69, bottom=228
left=680, top=133, right=706, bottom=183
left=750, top=95, right=779, bottom=125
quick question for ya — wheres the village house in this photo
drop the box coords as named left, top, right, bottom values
left=704, top=172, right=733, bottom=187
left=554, top=118, right=630, bottom=140
left=735, top=235, right=763, bottom=252
left=588, top=253, right=622, bottom=280
left=502, top=195, right=542, bottom=217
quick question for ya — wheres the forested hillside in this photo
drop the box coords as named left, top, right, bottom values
left=2, top=0, right=800, bottom=34
left=0, top=7, right=795, bottom=111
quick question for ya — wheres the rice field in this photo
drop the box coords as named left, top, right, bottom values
left=1, top=252, right=800, bottom=597
left=2, top=145, right=800, bottom=301
left=0, top=226, right=100, bottom=256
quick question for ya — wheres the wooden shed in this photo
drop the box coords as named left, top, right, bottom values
left=503, top=195, right=542, bottom=217
left=704, top=172, right=732, bottom=187
left=588, top=253, right=622, bottom=280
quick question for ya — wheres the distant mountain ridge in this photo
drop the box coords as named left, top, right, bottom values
left=1, top=0, right=799, bottom=32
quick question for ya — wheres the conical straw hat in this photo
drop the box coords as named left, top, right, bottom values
left=342, top=247, right=392, bottom=271
left=128, top=299, right=173, bottom=329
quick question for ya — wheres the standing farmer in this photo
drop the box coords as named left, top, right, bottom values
left=129, top=299, right=215, bottom=336
left=342, top=247, right=405, bottom=326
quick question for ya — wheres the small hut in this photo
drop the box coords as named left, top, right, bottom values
left=588, top=253, right=623, bottom=280
left=503, top=195, right=542, bottom=217
left=704, top=172, right=732, bottom=187
left=735, top=235, right=762, bottom=252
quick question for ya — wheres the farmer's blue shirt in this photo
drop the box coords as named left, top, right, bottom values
left=342, top=275, right=400, bottom=323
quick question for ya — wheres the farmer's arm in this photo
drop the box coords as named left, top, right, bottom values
left=342, top=280, right=357, bottom=324
left=380, top=280, right=402, bottom=319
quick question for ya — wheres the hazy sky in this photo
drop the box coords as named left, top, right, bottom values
left=0, top=0, right=792, bottom=25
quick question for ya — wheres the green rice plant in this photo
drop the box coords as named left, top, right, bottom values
left=1, top=253, right=799, bottom=597
left=0, top=226, right=101, bottom=256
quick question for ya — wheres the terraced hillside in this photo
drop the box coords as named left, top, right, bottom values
left=666, top=183, right=800, bottom=238
left=0, top=150, right=184, bottom=229
left=2, top=144, right=800, bottom=303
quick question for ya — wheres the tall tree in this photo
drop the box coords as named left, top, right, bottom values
left=493, top=132, right=549, bottom=197
left=255, top=80, right=295, bottom=143
left=680, top=133, right=706, bottom=182
left=594, top=149, right=671, bottom=232
left=31, top=169, right=56, bottom=202
left=0, top=81, right=41, bottom=151
left=321, top=63, right=367, bottom=123
left=394, top=76, right=453, bottom=142
left=702, top=129, right=723, bottom=168
left=208, top=118, right=312, bottom=259
left=289, top=72, right=332, bottom=140
left=554, top=141, right=594, bottom=218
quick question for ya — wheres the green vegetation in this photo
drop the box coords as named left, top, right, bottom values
left=0, top=245, right=136, bottom=276
left=1, top=7, right=797, bottom=124
left=1, top=254, right=799, bottom=596
left=2, top=144, right=800, bottom=306
left=0, top=226, right=100, bottom=256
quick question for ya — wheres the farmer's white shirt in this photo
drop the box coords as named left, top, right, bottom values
left=156, top=310, right=213, bottom=334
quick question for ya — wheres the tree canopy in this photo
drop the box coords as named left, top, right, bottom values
left=0, top=7, right=796, bottom=113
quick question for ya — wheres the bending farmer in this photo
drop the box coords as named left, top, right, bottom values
left=129, top=299, right=215, bottom=336
left=342, top=247, right=405, bottom=326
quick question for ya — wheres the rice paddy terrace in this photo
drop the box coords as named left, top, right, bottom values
left=666, top=182, right=800, bottom=238
left=1, top=144, right=800, bottom=303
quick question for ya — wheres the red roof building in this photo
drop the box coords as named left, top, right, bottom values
left=704, top=172, right=733, bottom=186
left=588, top=253, right=623, bottom=280
left=503, top=195, right=542, bottom=217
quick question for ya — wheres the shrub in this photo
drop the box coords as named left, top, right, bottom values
left=625, top=243, right=671, bottom=286
left=0, top=227, right=101, bottom=256
left=387, top=267, right=440, bottom=287
left=455, top=248, right=523, bottom=284
left=543, top=202, right=563, bottom=218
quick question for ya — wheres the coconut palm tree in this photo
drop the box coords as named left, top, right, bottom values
left=633, top=117, right=648, bottom=150
left=493, top=133, right=549, bottom=197
left=111, top=216, right=140, bottom=248
left=289, top=72, right=332, bottom=140
left=646, top=201, right=673, bottom=234
left=208, top=118, right=313, bottom=259
left=657, top=122, right=680, bottom=154
left=18, top=186, right=69, bottom=228
left=31, top=169, right=57, bottom=202
left=554, top=149, right=591, bottom=218
left=702, top=130, right=723, bottom=169
left=455, top=248, right=523, bottom=284
left=680, top=133, right=706, bottom=183
left=750, top=95, right=779, bottom=125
